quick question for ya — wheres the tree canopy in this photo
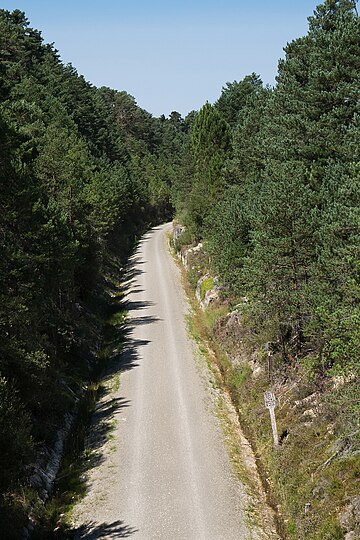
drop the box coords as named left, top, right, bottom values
left=0, top=2, right=359, bottom=536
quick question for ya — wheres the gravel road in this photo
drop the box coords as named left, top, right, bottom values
left=72, top=223, right=257, bottom=539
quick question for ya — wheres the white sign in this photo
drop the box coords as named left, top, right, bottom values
left=264, top=391, right=276, bottom=409
left=264, top=391, right=279, bottom=447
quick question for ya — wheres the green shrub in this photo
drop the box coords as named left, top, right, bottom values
left=174, top=228, right=193, bottom=252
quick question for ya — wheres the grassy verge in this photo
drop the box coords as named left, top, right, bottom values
left=172, top=237, right=360, bottom=540
left=185, top=289, right=285, bottom=538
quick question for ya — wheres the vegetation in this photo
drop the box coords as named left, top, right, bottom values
left=171, top=1, right=359, bottom=538
left=0, top=0, right=359, bottom=538
left=0, top=8, right=192, bottom=534
left=174, top=0, right=360, bottom=380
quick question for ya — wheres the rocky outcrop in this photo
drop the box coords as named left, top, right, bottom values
left=195, top=273, right=210, bottom=303
left=23, top=412, right=75, bottom=539
left=173, top=224, right=185, bottom=244
left=181, top=242, right=203, bottom=269
left=195, top=274, right=220, bottom=309
left=340, top=496, right=360, bottom=540
left=203, top=286, right=220, bottom=308
left=29, top=413, right=74, bottom=498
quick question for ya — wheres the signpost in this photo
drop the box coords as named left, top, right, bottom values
left=267, top=351, right=273, bottom=382
left=264, top=391, right=279, bottom=447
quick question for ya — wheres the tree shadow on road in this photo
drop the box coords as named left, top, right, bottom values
left=62, top=229, right=163, bottom=537
left=49, top=231, right=167, bottom=539
left=124, top=299, right=155, bottom=311
left=69, top=242, right=161, bottom=478
left=85, top=396, right=130, bottom=458
left=72, top=519, right=138, bottom=538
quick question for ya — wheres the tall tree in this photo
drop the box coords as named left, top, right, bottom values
left=216, top=73, right=263, bottom=127
left=188, top=102, right=231, bottom=237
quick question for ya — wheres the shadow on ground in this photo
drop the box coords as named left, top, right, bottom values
left=84, top=259, right=160, bottom=465
left=73, top=520, right=138, bottom=539
left=64, top=230, right=161, bottom=537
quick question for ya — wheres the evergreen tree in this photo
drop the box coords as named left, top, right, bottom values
left=216, top=73, right=263, bottom=127
left=188, top=102, right=231, bottom=237
left=0, top=9, right=174, bottom=525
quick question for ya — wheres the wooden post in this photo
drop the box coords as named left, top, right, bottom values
left=264, top=391, right=279, bottom=447
left=267, top=351, right=272, bottom=382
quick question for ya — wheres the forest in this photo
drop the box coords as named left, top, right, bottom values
left=0, top=0, right=359, bottom=538
left=0, top=7, right=189, bottom=532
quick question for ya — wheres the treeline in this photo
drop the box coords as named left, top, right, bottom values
left=0, top=8, right=192, bottom=529
left=170, top=3, right=359, bottom=536
left=174, top=0, right=360, bottom=381
left=1, top=0, right=359, bottom=534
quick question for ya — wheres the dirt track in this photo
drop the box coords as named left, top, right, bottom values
left=72, top=223, right=257, bottom=539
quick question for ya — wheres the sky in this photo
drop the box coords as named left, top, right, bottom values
left=1, top=0, right=318, bottom=117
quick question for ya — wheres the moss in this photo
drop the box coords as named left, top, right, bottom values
left=200, top=276, right=214, bottom=301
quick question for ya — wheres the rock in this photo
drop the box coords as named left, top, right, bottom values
left=181, top=249, right=187, bottom=267
left=253, top=366, right=263, bottom=378
left=333, top=373, right=356, bottom=389
left=203, top=288, right=219, bottom=307
left=173, top=225, right=185, bottom=242
left=302, top=408, right=316, bottom=419
left=294, top=392, right=318, bottom=407
left=340, top=496, right=360, bottom=537
left=181, top=242, right=203, bottom=269
left=195, top=274, right=220, bottom=309
left=195, top=274, right=210, bottom=304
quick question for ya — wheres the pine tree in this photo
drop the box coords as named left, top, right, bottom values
left=188, top=102, right=231, bottom=237
left=237, top=0, right=360, bottom=361
left=216, top=73, right=263, bottom=127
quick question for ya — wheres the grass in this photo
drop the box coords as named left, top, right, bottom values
left=212, top=330, right=360, bottom=540
left=203, top=304, right=228, bottom=331
left=107, top=309, right=128, bottom=327
left=173, top=234, right=360, bottom=540
left=199, top=276, right=214, bottom=301
left=111, top=372, right=121, bottom=393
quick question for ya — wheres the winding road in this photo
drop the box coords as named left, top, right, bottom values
left=73, top=223, right=256, bottom=539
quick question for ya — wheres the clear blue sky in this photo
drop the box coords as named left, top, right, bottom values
left=2, top=0, right=318, bottom=117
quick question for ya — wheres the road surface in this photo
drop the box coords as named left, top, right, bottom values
left=73, top=223, right=256, bottom=539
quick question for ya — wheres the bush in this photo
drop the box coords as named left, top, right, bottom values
left=0, top=377, right=33, bottom=492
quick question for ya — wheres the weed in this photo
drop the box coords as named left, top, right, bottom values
left=111, top=373, right=121, bottom=393
left=107, top=309, right=128, bottom=327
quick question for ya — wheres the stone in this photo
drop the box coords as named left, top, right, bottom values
left=203, top=288, right=219, bottom=307
left=340, top=496, right=360, bottom=537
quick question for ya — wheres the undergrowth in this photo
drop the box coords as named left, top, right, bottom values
left=30, top=252, right=130, bottom=539
left=176, top=237, right=360, bottom=540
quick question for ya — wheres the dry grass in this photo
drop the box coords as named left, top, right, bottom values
left=172, top=234, right=360, bottom=540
